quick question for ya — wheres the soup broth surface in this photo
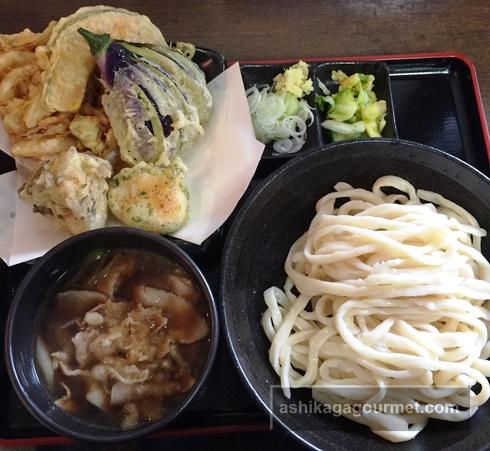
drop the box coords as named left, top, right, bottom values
left=37, top=248, right=210, bottom=429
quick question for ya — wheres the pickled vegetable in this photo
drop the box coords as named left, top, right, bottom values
left=315, top=70, right=387, bottom=142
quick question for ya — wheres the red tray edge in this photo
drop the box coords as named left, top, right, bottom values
left=234, top=51, right=490, bottom=164
left=2, top=50, right=488, bottom=448
left=0, top=421, right=270, bottom=446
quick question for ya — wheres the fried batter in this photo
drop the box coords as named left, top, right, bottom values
left=108, top=159, right=188, bottom=233
left=19, top=147, right=112, bottom=233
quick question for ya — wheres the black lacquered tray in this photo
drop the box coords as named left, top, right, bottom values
left=0, top=52, right=489, bottom=446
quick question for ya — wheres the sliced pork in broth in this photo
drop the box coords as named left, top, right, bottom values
left=37, top=249, right=210, bottom=429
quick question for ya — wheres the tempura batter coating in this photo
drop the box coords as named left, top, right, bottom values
left=108, top=160, right=188, bottom=233
left=19, top=147, right=112, bottom=233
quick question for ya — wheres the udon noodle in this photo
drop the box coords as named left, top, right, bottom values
left=261, top=175, right=490, bottom=442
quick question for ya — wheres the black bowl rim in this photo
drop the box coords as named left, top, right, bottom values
left=5, top=227, right=220, bottom=443
left=219, top=138, right=490, bottom=451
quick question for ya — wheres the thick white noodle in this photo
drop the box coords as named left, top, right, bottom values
left=261, top=175, right=490, bottom=443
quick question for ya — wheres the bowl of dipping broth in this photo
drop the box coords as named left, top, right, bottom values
left=5, top=227, right=219, bottom=443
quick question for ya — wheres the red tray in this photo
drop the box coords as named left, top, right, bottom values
left=1, top=51, right=489, bottom=446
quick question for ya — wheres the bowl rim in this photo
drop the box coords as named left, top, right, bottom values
left=219, top=138, right=490, bottom=451
left=5, top=227, right=220, bottom=443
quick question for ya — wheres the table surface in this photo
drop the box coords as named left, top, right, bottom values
left=1, top=0, right=489, bottom=128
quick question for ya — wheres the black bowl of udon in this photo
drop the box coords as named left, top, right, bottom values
left=221, top=139, right=490, bottom=451
left=5, top=227, right=219, bottom=443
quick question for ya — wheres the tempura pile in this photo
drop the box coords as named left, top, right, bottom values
left=0, top=6, right=165, bottom=159
left=0, top=6, right=212, bottom=235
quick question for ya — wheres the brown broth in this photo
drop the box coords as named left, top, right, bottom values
left=37, top=248, right=210, bottom=429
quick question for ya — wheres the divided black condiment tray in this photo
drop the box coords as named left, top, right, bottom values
left=1, top=51, right=489, bottom=445
left=241, top=60, right=398, bottom=159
